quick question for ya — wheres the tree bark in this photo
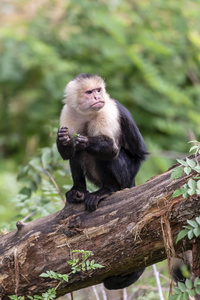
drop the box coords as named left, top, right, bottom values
left=0, top=156, right=200, bottom=299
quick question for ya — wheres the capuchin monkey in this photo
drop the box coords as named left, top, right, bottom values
left=57, top=73, right=147, bottom=289
left=57, top=73, right=147, bottom=212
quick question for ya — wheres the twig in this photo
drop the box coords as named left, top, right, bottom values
left=152, top=264, right=164, bottom=300
left=123, top=288, right=128, bottom=300
left=92, top=285, right=100, bottom=300
left=187, top=70, right=200, bottom=85
left=45, top=168, right=65, bottom=203
left=21, top=212, right=35, bottom=222
left=100, top=283, right=107, bottom=300
left=14, top=248, right=20, bottom=295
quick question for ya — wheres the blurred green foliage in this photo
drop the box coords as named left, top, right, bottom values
left=1, top=0, right=200, bottom=162
left=0, top=0, right=200, bottom=222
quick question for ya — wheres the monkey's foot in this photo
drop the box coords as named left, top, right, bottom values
left=84, top=188, right=113, bottom=212
left=66, top=188, right=89, bottom=204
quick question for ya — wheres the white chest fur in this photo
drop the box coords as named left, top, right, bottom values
left=60, top=99, right=120, bottom=143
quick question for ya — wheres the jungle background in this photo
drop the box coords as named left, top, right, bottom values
left=0, top=0, right=200, bottom=299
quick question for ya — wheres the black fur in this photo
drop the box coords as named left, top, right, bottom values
left=104, top=269, right=145, bottom=290
left=57, top=97, right=147, bottom=289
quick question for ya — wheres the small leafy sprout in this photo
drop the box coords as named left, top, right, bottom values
left=40, top=270, right=69, bottom=283
left=40, top=250, right=104, bottom=290
left=176, top=217, right=200, bottom=243
left=27, top=289, right=56, bottom=300
left=169, top=278, right=200, bottom=300
left=169, top=142, right=200, bottom=300
left=170, top=154, right=200, bottom=199
left=9, top=250, right=104, bottom=300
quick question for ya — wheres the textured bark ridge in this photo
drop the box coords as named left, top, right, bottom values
left=0, top=156, right=200, bottom=299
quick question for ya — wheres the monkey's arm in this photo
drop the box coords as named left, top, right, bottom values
left=57, top=127, right=118, bottom=161
left=76, top=135, right=119, bottom=160
left=57, top=127, right=75, bottom=160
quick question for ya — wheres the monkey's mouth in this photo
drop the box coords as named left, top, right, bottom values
left=91, top=101, right=105, bottom=109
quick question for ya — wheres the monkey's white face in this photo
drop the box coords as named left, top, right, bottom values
left=64, top=75, right=108, bottom=115
left=78, top=87, right=105, bottom=113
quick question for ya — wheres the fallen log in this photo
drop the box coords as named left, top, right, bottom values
left=0, top=156, right=200, bottom=299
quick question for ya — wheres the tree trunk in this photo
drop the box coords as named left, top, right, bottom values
left=0, top=156, right=200, bottom=299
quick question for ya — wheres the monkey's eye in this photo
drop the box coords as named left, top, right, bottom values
left=97, top=88, right=101, bottom=92
left=86, top=90, right=92, bottom=94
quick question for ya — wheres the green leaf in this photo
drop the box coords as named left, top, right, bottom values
left=72, top=133, right=80, bottom=138
left=188, top=230, right=194, bottom=240
left=187, top=220, right=198, bottom=228
left=177, top=159, right=188, bottom=167
left=196, top=217, right=200, bottom=225
left=185, top=278, right=192, bottom=289
left=173, top=286, right=182, bottom=294
left=62, top=275, right=69, bottom=282
left=194, top=166, right=200, bottom=173
left=196, top=189, right=200, bottom=195
left=189, top=146, right=198, bottom=152
left=170, top=167, right=184, bottom=180
left=40, top=272, right=49, bottom=278
left=172, top=188, right=186, bottom=198
left=188, top=140, right=198, bottom=144
left=93, top=263, right=105, bottom=269
left=188, top=179, right=196, bottom=189
left=197, top=180, right=200, bottom=189
left=178, top=281, right=186, bottom=292
left=186, top=157, right=196, bottom=168
left=194, top=277, right=200, bottom=287
left=183, top=291, right=189, bottom=300
left=186, top=188, right=195, bottom=196
left=183, top=225, right=193, bottom=230
left=193, top=227, right=200, bottom=237
left=177, top=294, right=183, bottom=300
left=184, top=166, right=191, bottom=175
left=17, top=165, right=30, bottom=180
left=188, top=289, right=195, bottom=297
left=176, top=229, right=189, bottom=243
left=169, top=295, right=180, bottom=300
left=196, top=287, right=200, bottom=295
left=19, top=187, right=32, bottom=198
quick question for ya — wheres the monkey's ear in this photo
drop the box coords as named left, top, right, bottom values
left=63, top=80, right=77, bottom=106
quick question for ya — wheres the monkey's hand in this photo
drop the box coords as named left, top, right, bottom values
left=57, top=126, right=72, bottom=146
left=66, top=187, right=89, bottom=203
left=74, top=135, right=89, bottom=151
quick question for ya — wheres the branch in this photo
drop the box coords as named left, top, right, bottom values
left=0, top=155, right=200, bottom=299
